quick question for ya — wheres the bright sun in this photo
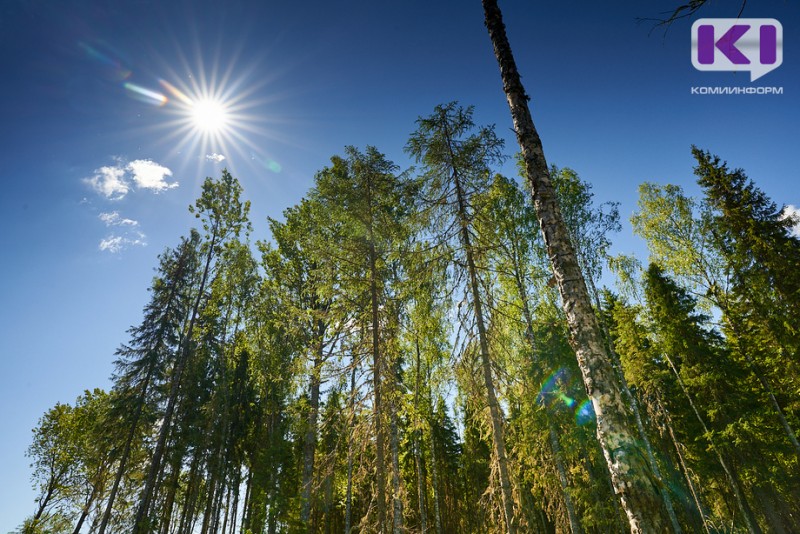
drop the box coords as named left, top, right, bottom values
left=190, top=98, right=228, bottom=133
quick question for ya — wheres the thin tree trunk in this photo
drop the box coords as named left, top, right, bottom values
left=429, top=398, right=443, bottom=534
left=229, top=466, right=241, bottom=534
left=345, top=362, right=357, bottom=534
left=657, top=395, right=712, bottom=534
left=242, top=467, right=253, bottom=534
left=221, top=483, right=232, bottom=534
left=34, top=475, right=60, bottom=522
left=301, top=335, right=324, bottom=525
left=133, top=228, right=218, bottom=534
left=98, top=370, right=152, bottom=534
left=177, top=435, right=204, bottom=534
left=480, top=2, right=669, bottom=530
left=663, top=352, right=761, bottom=534
left=549, top=425, right=582, bottom=534
left=391, top=404, right=404, bottom=533
left=159, top=450, right=182, bottom=534
left=366, top=173, right=387, bottom=533
left=414, top=337, right=428, bottom=534
left=72, top=479, right=101, bottom=534
left=445, top=111, right=516, bottom=534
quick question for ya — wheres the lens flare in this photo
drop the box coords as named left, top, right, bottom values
left=575, top=400, right=596, bottom=426
left=123, top=83, right=167, bottom=106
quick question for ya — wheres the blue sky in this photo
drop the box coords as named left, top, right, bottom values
left=0, top=0, right=797, bottom=530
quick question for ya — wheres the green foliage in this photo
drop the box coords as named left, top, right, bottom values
left=23, top=129, right=800, bottom=534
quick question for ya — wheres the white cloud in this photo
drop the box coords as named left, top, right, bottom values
left=99, top=211, right=139, bottom=227
left=206, top=153, right=226, bottom=163
left=781, top=205, right=800, bottom=237
left=84, top=158, right=176, bottom=198
left=127, top=159, right=177, bottom=192
left=98, top=231, right=147, bottom=253
left=84, top=165, right=129, bottom=200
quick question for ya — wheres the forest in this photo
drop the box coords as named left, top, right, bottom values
left=20, top=3, right=799, bottom=534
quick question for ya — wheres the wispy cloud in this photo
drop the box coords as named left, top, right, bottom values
left=128, top=159, right=178, bottom=192
left=781, top=205, right=800, bottom=237
left=99, top=231, right=147, bottom=253
left=99, top=211, right=139, bottom=227
left=206, top=153, right=226, bottom=163
left=84, top=165, right=129, bottom=200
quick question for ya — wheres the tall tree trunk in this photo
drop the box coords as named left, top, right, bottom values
left=428, top=393, right=443, bottom=534
left=99, top=369, right=152, bottom=534
left=366, top=173, right=387, bottom=533
left=588, top=277, right=682, bottom=534
left=242, top=467, right=253, bottom=534
left=445, top=111, right=516, bottom=534
left=345, top=362, right=357, bottom=534
left=178, top=446, right=203, bottom=534
left=133, top=228, right=218, bottom=534
left=549, top=425, right=582, bottom=534
left=300, top=340, right=324, bottom=525
left=509, top=244, right=582, bottom=533
left=731, top=320, right=800, bottom=460
left=159, top=448, right=183, bottom=534
left=391, top=404, right=404, bottom=533
left=663, top=353, right=761, bottom=534
left=72, top=477, right=102, bottom=534
left=229, top=466, right=241, bottom=534
left=480, top=1, right=668, bottom=530
left=414, top=337, right=428, bottom=534
left=657, top=395, right=712, bottom=534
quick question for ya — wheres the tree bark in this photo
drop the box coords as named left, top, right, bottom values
left=450, top=140, right=516, bottom=533
left=480, top=1, right=669, bottom=531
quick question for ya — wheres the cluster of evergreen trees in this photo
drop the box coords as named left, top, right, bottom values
left=23, top=100, right=800, bottom=533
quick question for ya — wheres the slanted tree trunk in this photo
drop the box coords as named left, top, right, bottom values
left=480, top=1, right=669, bottom=530
left=588, top=275, right=683, bottom=533
left=72, top=474, right=103, bottom=534
left=158, top=447, right=183, bottom=534
left=450, top=138, right=516, bottom=533
left=301, top=332, right=325, bottom=525
left=663, top=352, right=760, bottom=534
left=99, top=370, right=151, bottom=534
left=133, top=227, right=218, bottom=534
left=655, top=394, right=712, bottom=534
left=507, top=238, right=582, bottom=533
left=549, top=424, right=583, bottom=534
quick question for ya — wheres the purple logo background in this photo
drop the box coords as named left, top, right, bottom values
left=692, top=19, right=783, bottom=81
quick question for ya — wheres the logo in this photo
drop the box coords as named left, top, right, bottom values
left=691, top=18, right=783, bottom=81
